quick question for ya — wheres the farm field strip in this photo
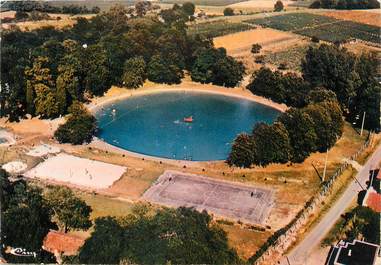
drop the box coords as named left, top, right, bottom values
left=245, top=13, right=380, bottom=44
left=188, top=20, right=255, bottom=38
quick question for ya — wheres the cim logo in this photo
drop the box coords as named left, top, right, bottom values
left=5, top=246, right=37, bottom=257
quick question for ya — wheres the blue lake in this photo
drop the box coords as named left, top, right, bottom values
left=96, top=91, right=280, bottom=161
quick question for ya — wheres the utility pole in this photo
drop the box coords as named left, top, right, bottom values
left=360, top=111, right=366, bottom=136
left=322, top=148, right=328, bottom=182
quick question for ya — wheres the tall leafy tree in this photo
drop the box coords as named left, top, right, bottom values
left=24, top=56, right=55, bottom=116
left=34, top=83, right=59, bottom=118
left=78, top=207, right=241, bottom=264
left=227, top=133, right=255, bottom=168
left=44, top=186, right=92, bottom=233
left=305, top=103, right=338, bottom=151
left=122, top=56, right=147, bottom=89
left=1, top=172, right=56, bottom=263
left=191, top=48, right=244, bottom=87
left=54, top=101, right=97, bottom=144
left=78, top=217, right=124, bottom=264
left=247, top=67, right=285, bottom=103
left=182, top=2, right=196, bottom=17
left=251, top=122, right=291, bottom=166
left=278, top=108, right=318, bottom=162
left=147, top=54, right=183, bottom=84
left=351, top=53, right=381, bottom=131
left=302, top=44, right=359, bottom=110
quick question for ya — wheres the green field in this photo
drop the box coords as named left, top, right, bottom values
left=49, top=0, right=135, bottom=11
left=188, top=20, right=255, bottom=38
left=265, top=44, right=311, bottom=71
left=160, top=0, right=247, bottom=6
left=245, top=13, right=380, bottom=44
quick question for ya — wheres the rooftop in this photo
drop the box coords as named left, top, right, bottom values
left=43, top=230, right=85, bottom=256
left=332, top=240, right=379, bottom=265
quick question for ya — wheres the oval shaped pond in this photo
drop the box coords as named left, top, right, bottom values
left=96, top=91, right=281, bottom=161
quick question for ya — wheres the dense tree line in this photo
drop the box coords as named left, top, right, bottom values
left=0, top=170, right=92, bottom=263
left=232, top=44, right=380, bottom=167
left=71, top=206, right=241, bottom=264
left=1, top=4, right=244, bottom=122
left=310, top=0, right=380, bottom=9
left=248, top=44, right=380, bottom=131
left=227, top=88, right=344, bottom=167
left=8, top=0, right=101, bottom=14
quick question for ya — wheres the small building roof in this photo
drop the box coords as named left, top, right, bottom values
left=366, top=192, right=381, bottom=213
left=333, top=240, right=379, bottom=265
left=43, top=230, right=85, bottom=256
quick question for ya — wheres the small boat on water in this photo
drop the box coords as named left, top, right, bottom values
left=183, top=116, right=193, bottom=123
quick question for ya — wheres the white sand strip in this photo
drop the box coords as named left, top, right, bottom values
left=24, top=153, right=126, bottom=189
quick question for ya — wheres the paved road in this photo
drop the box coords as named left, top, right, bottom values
left=280, top=142, right=381, bottom=265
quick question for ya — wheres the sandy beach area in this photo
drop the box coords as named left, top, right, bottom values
left=88, top=79, right=288, bottom=113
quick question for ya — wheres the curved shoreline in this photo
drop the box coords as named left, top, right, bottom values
left=88, top=83, right=288, bottom=163
left=88, top=85, right=288, bottom=114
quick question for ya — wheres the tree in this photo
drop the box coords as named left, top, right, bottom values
left=191, top=48, right=245, bottom=87
left=147, top=54, right=183, bottom=84
left=227, top=133, right=255, bottom=168
left=15, top=11, right=29, bottom=20
left=81, top=45, right=111, bottom=96
left=274, top=0, right=284, bottom=11
left=135, top=1, right=152, bottom=17
left=44, top=186, right=92, bottom=233
left=34, top=83, right=59, bottom=118
left=247, top=67, right=286, bottom=103
left=309, top=1, right=321, bottom=8
left=223, top=7, right=234, bottom=16
left=54, top=102, right=97, bottom=144
left=251, top=43, right=262, bottom=54
left=25, top=56, right=55, bottom=117
left=78, top=217, right=124, bottom=264
left=278, top=108, right=318, bottom=163
left=345, top=206, right=380, bottom=244
left=251, top=122, right=291, bottom=166
left=305, top=104, right=336, bottom=152
left=302, top=44, right=359, bottom=110
left=182, top=2, right=195, bottom=17
left=351, top=53, right=381, bottom=131
left=78, top=207, right=241, bottom=264
left=56, top=64, right=80, bottom=115
left=307, top=87, right=337, bottom=104
left=2, top=175, right=56, bottom=263
left=122, top=56, right=147, bottom=89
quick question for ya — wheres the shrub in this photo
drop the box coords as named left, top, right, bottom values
left=223, top=7, right=234, bottom=16
left=254, top=55, right=266, bottom=64
left=251, top=43, right=262, bottom=54
left=54, top=102, right=97, bottom=145
left=311, top=36, right=320, bottom=43
left=274, top=1, right=284, bottom=11
left=278, top=62, right=288, bottom=70
left=309, top=0, right=321, bottom=8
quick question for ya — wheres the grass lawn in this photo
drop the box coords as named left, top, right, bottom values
left=78, top=192, right=135, bottom=220
left=221, top=224, right=272, bottom=260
